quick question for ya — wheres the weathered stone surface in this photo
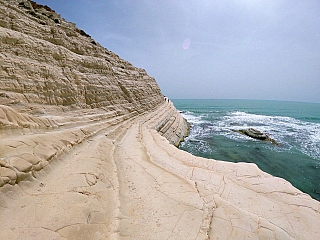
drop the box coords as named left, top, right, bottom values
left=0, top=1, right=163, bottom=112
left=20, top=153, right=41, bottom=165
left=9, top=157, right=33, bottom=172
left=0, top=167, right=17, bottom=183
left=232, top=128, right=279, bottom=145
left=0, top=160, right=6, bottom=167
left=0, top=1, right=319, bottom=240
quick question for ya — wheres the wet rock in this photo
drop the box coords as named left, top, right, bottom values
left=232, top=128, right=279, bottom=145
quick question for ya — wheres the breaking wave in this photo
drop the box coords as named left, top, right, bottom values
left=183, top=110, right=320, bottom=161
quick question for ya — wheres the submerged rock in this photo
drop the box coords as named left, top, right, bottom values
left=232, top=128, right=279, bottom=145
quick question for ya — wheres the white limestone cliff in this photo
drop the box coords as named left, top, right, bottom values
left=0, top=1, right=319, bottom=239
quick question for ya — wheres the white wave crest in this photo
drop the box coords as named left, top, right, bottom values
left=181, top=111, right=209, bottom=125
left=185, top=110, right=320, bottom=160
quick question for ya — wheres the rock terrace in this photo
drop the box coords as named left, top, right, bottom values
left=1, top=1, right=320, bottom=239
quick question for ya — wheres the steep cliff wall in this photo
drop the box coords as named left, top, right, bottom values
left=0, top=0, right=162, bottom=111
left=0, top=0, right=188, bottom=139
left=0, top=0, right=188, bottom=186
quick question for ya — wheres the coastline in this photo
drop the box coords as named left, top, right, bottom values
left=1, top=1, right=320, bottom=239
left=1, top=100, right=320, bottom=239
left=173, top=99, right=320, bottom=202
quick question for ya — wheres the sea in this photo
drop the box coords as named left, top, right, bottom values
left=172, top=99, right=320, bottom=201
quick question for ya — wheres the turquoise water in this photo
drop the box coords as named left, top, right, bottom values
left=172, top=99, right=320, bottom=201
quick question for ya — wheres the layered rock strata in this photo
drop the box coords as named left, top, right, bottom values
left=0, top=0, right=163, bottom=111
left=1, top=1, right=320, bottom=239
left=0, top=0, right=189, bottom=185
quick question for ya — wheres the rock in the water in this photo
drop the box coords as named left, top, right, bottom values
left=232, top=128, right=279, bottom=145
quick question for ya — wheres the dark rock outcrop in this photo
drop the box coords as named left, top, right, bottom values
left=232, top=128, right=279, bottom=145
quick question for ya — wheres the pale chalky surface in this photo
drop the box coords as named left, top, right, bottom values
left=0, top=1, right=319, bottom=239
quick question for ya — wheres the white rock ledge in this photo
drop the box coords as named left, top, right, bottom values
left=0, top=1, right=319, bottom=239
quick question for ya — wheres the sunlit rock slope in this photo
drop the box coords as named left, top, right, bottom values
left=0, top=1, right=319, bottom=239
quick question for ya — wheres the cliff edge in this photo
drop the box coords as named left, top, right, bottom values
left=1, top=1, right=319, bottom=239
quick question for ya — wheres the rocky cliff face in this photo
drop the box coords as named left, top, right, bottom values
left=0, top=0, right=188, bottom=186
left=1, top=1, right=320, bottom=240
left=1, top=0, right=163, bottom=111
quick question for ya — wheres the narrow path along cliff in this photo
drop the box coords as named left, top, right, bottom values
left=1, top=1, right=320, bottom=239
left=2, top=100, right=320, bottom=239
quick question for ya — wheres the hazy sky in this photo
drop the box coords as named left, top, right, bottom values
left=36, top=0, right=320, bottom=102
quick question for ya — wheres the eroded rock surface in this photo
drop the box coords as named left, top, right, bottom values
left=1, top=1, right=320, bottom=239
left=232, top=128, right=279, bottom=145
